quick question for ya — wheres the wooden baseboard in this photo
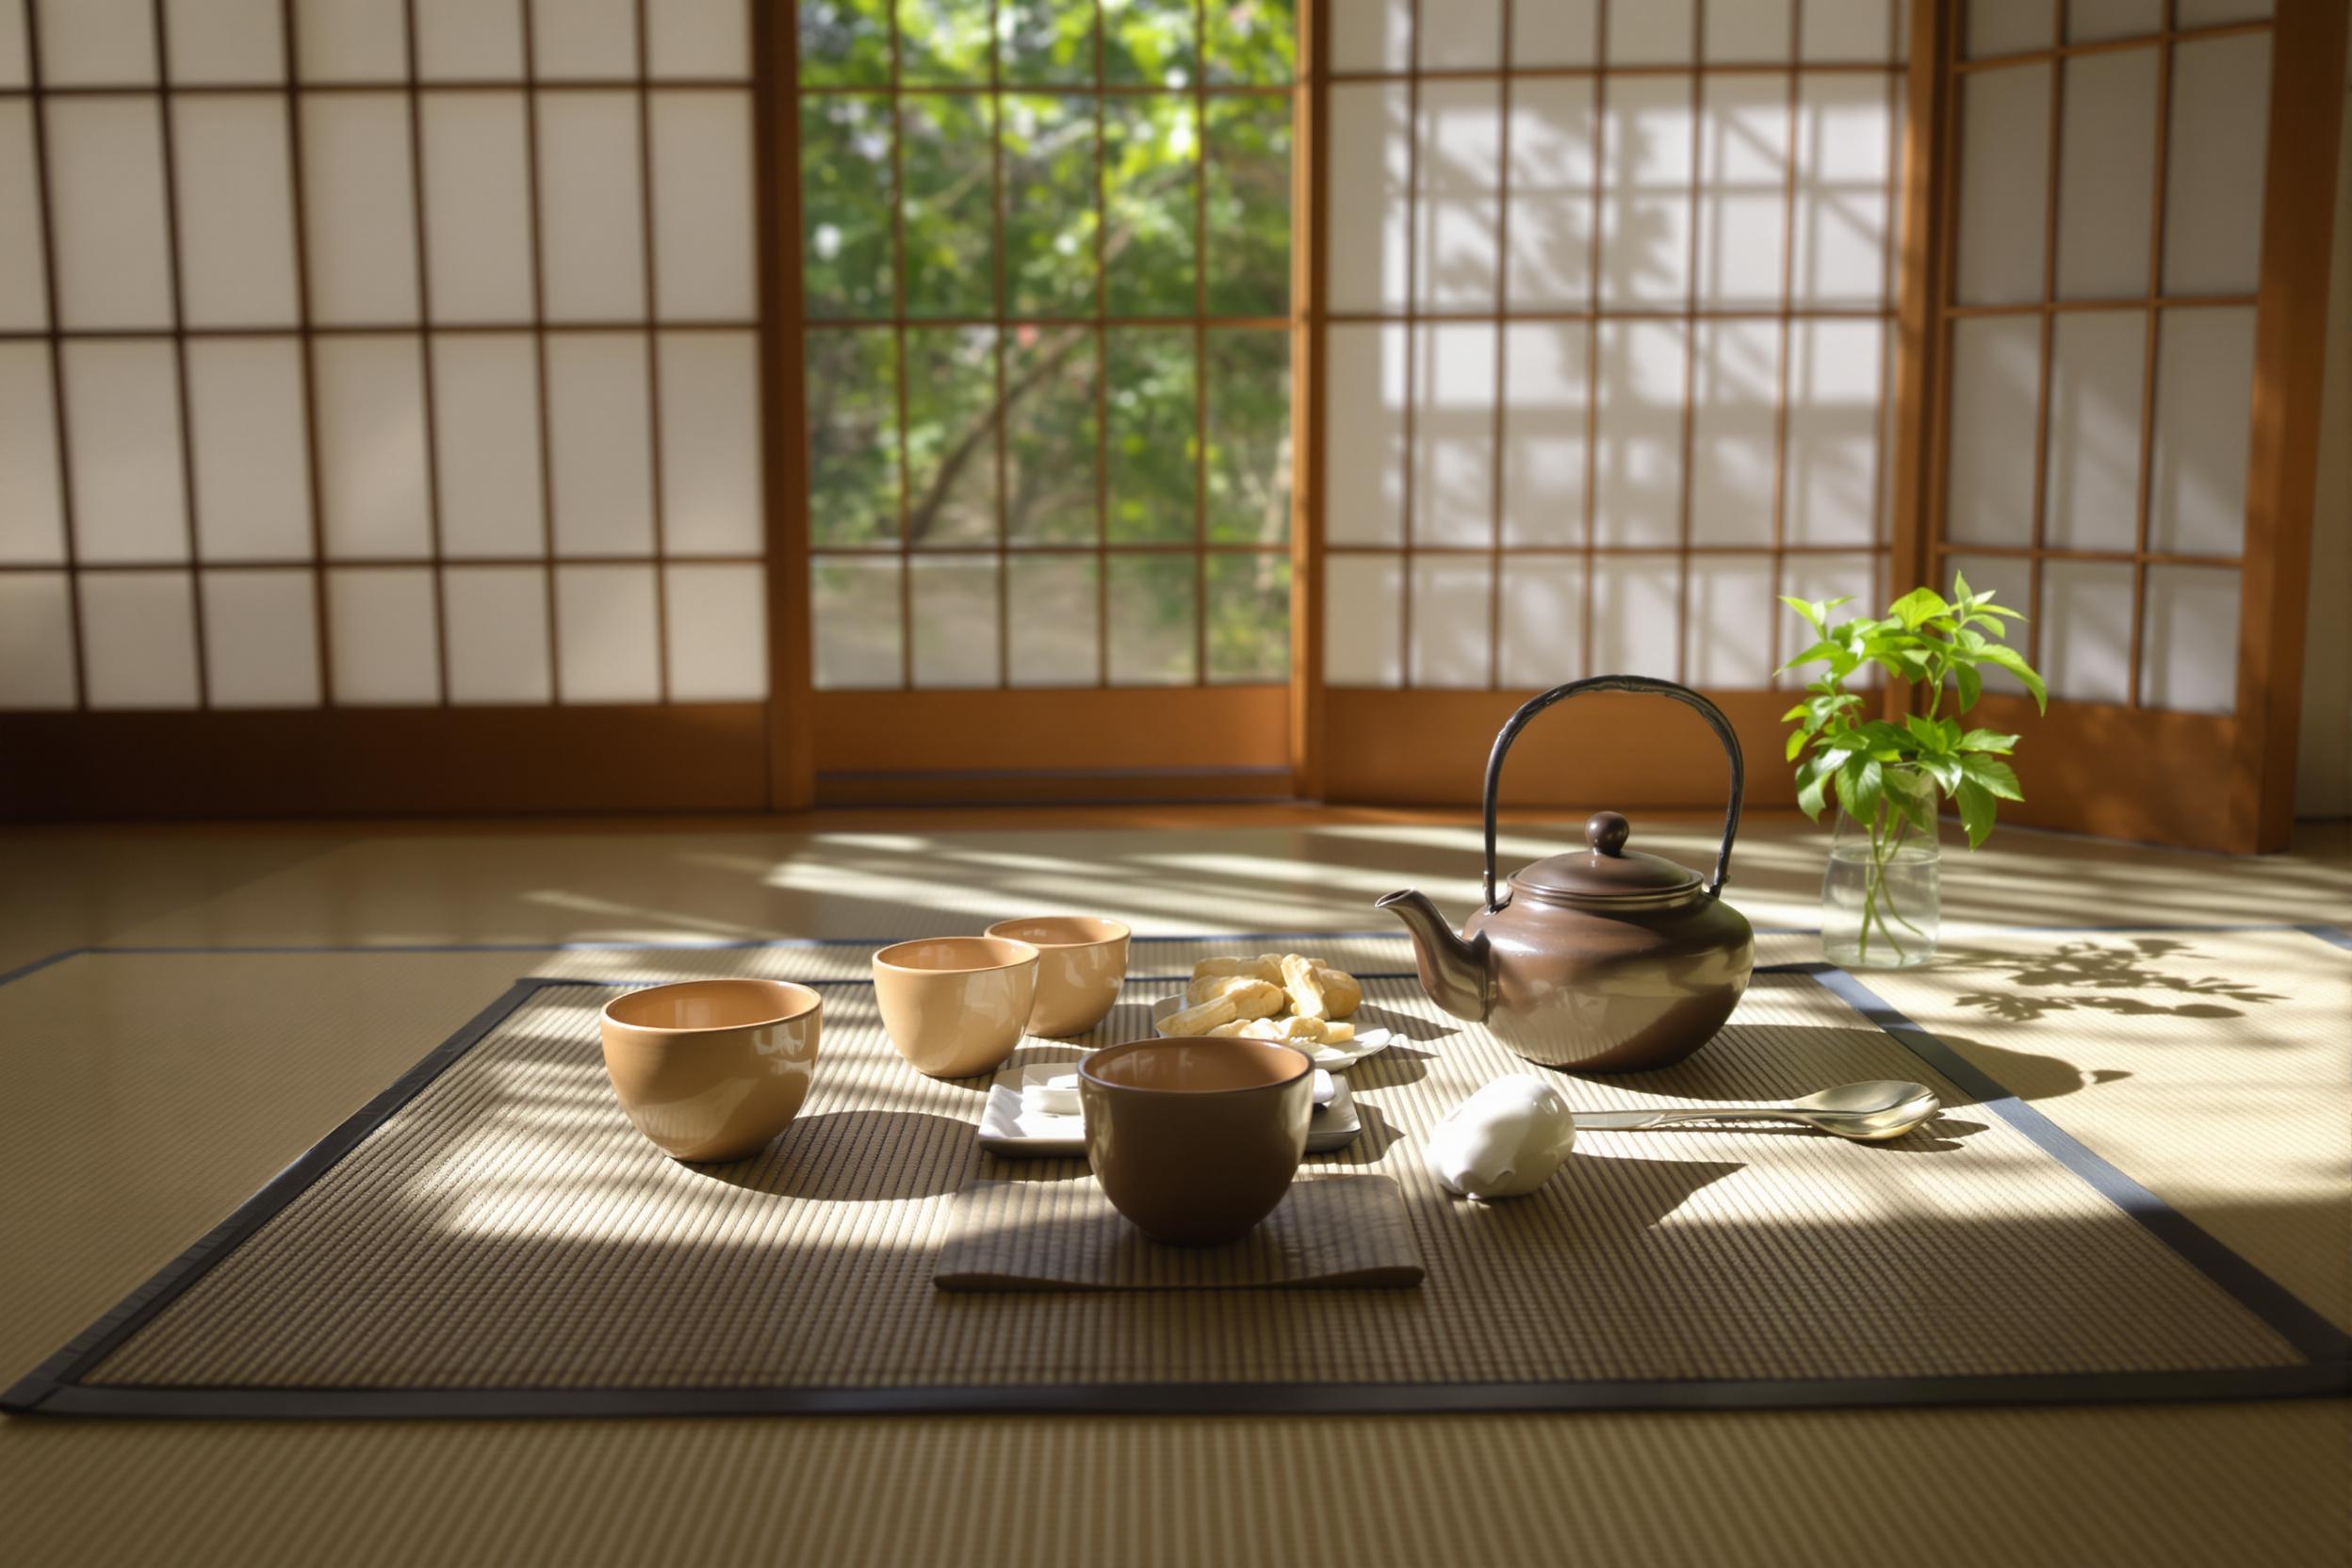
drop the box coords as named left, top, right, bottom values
left=1963, top=696, right=2243, bottom=854
left=1320, top=688, right=1800, bottom=811
left=815, top=687, right=1290, bottom=775
left=0, top=706, right=770, bottom=820
left=813, top=767, right=1296, bottom=808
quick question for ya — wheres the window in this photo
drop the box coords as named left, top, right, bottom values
left=1319, top=0, right=1907, bottom=694
left=795, top=0, right=1298, bottom=692
left=0, top=0, right=765, bottom=714
left=1939, top=8, right=2269, bottom=714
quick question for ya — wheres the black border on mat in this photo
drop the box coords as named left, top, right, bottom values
left=5, top=931, right=2349, bottom=1420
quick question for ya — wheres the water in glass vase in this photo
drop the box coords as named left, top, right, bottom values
left=1822, top=808, right=1941, bottom=969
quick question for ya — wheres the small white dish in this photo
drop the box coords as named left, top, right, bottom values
left=1149, top=995, right=1396, bottom=1070
left=980, top=1062, right=1359, bottom=1158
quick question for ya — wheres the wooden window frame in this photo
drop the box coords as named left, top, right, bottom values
left=1, top=0, right=774, bottom=819
left=4, top=0, right=2342, bottom=845
left=1298, top=0, right=1909, bottom=812
left=1904, top=0, right=2347, bottom=854
left=782, top=2, right=1303, bottom=807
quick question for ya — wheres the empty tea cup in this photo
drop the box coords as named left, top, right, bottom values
left=600, top=979, right=822, bottom=1163
left=1079, top=1037, right=1315, bottom=1246
left=874, top=936, right=1040, bottom=1078
left=984, top=915, right=1132, bottom=1037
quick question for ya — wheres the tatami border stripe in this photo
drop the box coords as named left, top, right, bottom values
left=1807, top=964, right=2352, bottom=1368
left=2299, top=923, right=2352, bottom=953
left=0, top=979, right=545, bottom=1413
left=6, top=927, right=2347, bottom=1419
left=4, top=923, right=2339, bottom=980
left=19, top=1364, right=2342, bottom=1422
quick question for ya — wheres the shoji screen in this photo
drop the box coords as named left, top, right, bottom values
left=1925, top=0, right=2344, bottom=850
left=1312, top=0, right=1909, bottom=804
left=0, top=0, right=771, bottom=814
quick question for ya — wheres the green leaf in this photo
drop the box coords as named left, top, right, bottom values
left=1887, top=586, right=1950, bottom=630
left=1918, top=753, right=1963, bottom=793
left=1951, top=569, right=1973, bottom=605
left=1973, top=643, right=2050, bottom=712
left=1959, top=753, right=2024, bottom=802
left=1778, top=595, right=1848, bottom=634
left=1794, top=752, right=1832, bottom=821
left=1886, top=768, right=1937, bottom=835
left=1954, top=777, right=1998, bottom=848
left=1840, top=756, right=1885, bottom=826
left=1852, top=719, right=1914, bottom=757
left=1903, top=712, right=1950, bottom=753
left=1785, top=728, right=1811, bottom=763
left=1957, top=727, right=2017, bottom=754
left=1884, top=765, right=1937, bottom=802
left=1954, top=662, right=1982, bottom=712
left=1776, top=638, right=1841, bottom=675
left=1780, top=703, right=1808, bottom=724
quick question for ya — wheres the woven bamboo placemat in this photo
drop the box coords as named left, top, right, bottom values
left=7, top=937, right=2345, bottom=1417
left=935, top=1176, right=1424, bottom=1291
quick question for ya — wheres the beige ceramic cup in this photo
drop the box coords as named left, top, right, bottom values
left=600, top=979, right=822, bottom=1163
left=873, top=936, right=1040, bottom=1078
left=983, top=916, right=1132, bottom=1037
left=1079, top=1037, right=1315, bottom=1246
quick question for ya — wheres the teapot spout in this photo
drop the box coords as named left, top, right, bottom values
left=1376, top=890, right=1491, bottom=1023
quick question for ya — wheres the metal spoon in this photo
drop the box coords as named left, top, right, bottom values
left=1568, top=1081, right=1943, bottom=1143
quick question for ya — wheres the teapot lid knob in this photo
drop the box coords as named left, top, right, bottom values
left=1586, top=810, right=1630, bottom=857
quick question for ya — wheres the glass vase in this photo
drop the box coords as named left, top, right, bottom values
left=1821, top=779, right=1941, bottom=969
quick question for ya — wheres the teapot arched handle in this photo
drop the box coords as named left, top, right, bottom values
left=1481, top=675, right=1744, bottom=911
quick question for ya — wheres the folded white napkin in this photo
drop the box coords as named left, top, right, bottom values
left=1021, top=1067, right=1085, bottom=1117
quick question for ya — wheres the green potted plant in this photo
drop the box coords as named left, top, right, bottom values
left=1780, top=575, right=2048, bottom=969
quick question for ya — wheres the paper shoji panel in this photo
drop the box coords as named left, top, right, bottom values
left=1933, top=3, right=2274, bottom=713
left=327, top=566, right=440, bottom=705
left=1323, top=0, right=1903, bottom=692
left=0, top=573, right=76, bottom=709
left=0, top=100, right=44, bottom=329
left=61, top=340, right=188, bottom=564
left=0, top=343, right=64, bottom=564
left=800, top=0, right=1298, bottom=694
left=431, top=334, right=546, bottom=557
left=36, top=0, right=157, bottom=89
left=77, top=571, right=201, bottom=710
left=414, top=0, right=525, bottom=81
left=555, top=564, right=663, bottom=703
left=0, top=0, right=764, bottom=713
left=443, top=564, right=553, bottom=704
left=172, top=95, right=302, bottom=327
left=163, top=0, right=282, bottom=85
left=44, top=95, right=175, bottom=329
left=418, top=90, right=534, bottom=323
left=201, top=568, right=322, bottom=708
left=186, top=337, right=313, bottom=561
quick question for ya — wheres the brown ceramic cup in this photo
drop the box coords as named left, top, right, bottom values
left=600, top=979, right=822, bottom=1163
left=873, top=936, right=1040, bottom=1078
left=983, top=915, right=1132, bottom=1037
left=1078, top=1037, right=1315, bottom=1246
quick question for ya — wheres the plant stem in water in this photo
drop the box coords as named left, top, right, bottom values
left=1856, top=810, right=1913, bottom=964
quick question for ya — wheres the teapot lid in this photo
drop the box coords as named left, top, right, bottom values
left=1511, top=811, right=1702, bottom=904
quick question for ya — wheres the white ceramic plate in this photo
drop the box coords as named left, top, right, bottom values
left=1148, top=995, right=1396, bottom=1070
left=976, top=1063, right=1359, bottom=1159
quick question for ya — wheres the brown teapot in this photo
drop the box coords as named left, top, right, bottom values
left=1379, top=676, right=1755, bottom=1073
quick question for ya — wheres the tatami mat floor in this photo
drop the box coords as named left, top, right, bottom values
left=1, top=811, right=2345, bottom=1567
